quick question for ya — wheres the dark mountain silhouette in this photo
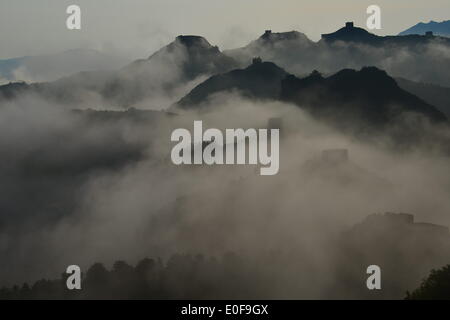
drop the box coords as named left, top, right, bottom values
left=399, top=20, right=450, bottom=37
left=395, top=77, right=450, bottom=118
left=281, top=67, right=447, bottom=129
left=321, top=22, right=382, bottom=45
left=321, top=21, right=450, bottom=46
left=2, top=25, right=450, bottom=108
left=176, top=59, right=446, bottom=130
left=226, top=24, right=450, bottom=87
left=176, top=58, right=289, bottom=108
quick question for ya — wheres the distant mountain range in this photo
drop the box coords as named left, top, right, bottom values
left=1, top=22, right=450, bottom=125
left=399, top=20, right=450, bottom=37
left=226, top=23, right=450, bottom=87
left=0, top=36, right=239, bottom=107
left=0, top=49, right=126, bottom=84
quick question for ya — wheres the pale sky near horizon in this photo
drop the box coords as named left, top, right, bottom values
left=0, top=0, right=449, bottom=59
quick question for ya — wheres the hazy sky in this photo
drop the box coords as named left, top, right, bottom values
left=1, top=0, right=449, bottom=59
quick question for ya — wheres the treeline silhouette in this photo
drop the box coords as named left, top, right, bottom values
left=406, top=264, right=450, bottom=300
left=0, top=252, right=265, bottom=300
left=2, top=254, right=450, bottom=300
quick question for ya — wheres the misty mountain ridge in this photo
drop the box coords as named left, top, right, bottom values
left=321, top=21, right=450, bottom=46
left=0, top=48, right=126, bottom=84
left=2, top=23, right=450, bottom=108
left=281, top=66, right=446, bottom=123
left=1, top=21, right=450, bottom=129
left=0, top=35, right=239, bottom=108
left=176, top=59, right=446, bottom=133
left=281, top=67, right=450, bottom=147
left=225, top=30, right=314, bottom=57
left=224, top=30, right=316, bottom=72
left=227, top=23, right=450, bottom=87
left=176, top=58, right=288, bottom=107
left=71, top=35, right=239, bottom=107
left=123, top=35, right=237, bottom=81
left=399, top=20, right=450, bottom=37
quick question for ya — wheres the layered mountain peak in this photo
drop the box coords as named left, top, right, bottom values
left=245, top=58, right=288, bottom=76
left=175, top=59, right=289, bottom=108
left=139, top=35, right=238, bottom=80
left=108, top=34, right=239, bottom=105
left=176, top=60, right=446, bottom=126
left=173, top=35, right=216, bottom=50
left=147, top=35, right=222, bottom=60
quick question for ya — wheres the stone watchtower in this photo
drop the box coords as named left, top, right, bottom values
left=252, top=57, right=262, bottom=65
